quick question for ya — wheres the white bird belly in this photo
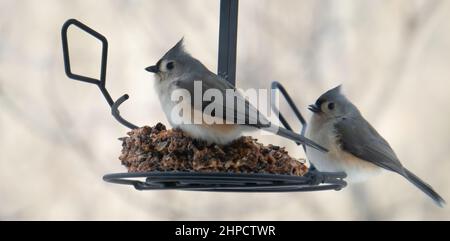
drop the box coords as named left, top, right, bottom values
left=306, top=118, right=381, bottom=183
left=178, top=122, right=243, bottom=145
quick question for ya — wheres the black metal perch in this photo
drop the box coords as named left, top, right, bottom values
left=61, top=0, right=346, bottom=192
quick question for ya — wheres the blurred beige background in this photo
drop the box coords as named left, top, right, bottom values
left=0, top=0, right=449, bottom=220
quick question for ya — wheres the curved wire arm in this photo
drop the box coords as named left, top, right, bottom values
left=270, top=81, right=307, bottom=151
left=61, top=19, right=138, bottom=129
left=111, top=94, right=138, bottom=129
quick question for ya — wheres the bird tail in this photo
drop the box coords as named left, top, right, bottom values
left=403, top=168, right=446, bottom=207
left=266, top=126, right=328, bottom=153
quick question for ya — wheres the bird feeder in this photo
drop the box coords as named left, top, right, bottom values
left=61, top=0, right=346, bottom=192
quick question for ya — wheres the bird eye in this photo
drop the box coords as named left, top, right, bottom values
left=328, top=102, right=335, bottom=110
left=166, top=62, right=174, bottom=70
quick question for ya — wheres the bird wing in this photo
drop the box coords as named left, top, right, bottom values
left=173, top=73, right=329, bottom=152
left=334, top=116, right=405, bottom=174
left=173, top=73, right=270, bottom=128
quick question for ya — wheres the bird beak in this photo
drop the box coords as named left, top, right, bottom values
left=145, top=65, right=159, bottom=73
left=308, top=104, right=321, bottom=113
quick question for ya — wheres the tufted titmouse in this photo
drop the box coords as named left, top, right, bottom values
left=306, top=85, right=445, bottom=207
left=145, top=39, right=326, bottom=152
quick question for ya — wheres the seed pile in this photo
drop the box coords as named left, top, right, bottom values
left=119, top=123, right=307, bottom=176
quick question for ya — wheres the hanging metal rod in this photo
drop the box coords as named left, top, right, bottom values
left=218, top=0, right=239, bottom=86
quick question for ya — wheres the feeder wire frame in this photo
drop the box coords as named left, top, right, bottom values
left=61, top=17, right=347, bottom=192
left=61, top=19, right=138, bottom=130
